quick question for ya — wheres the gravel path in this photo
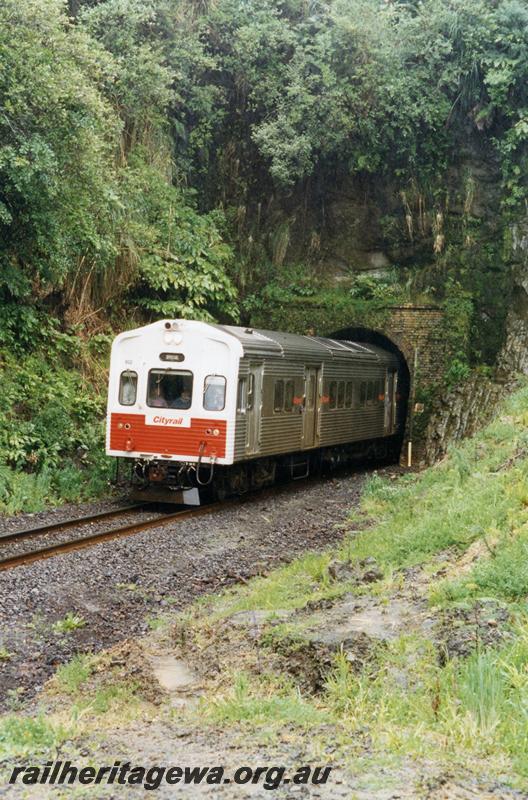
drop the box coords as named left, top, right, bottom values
left=0, top=471, right=368, bottom=707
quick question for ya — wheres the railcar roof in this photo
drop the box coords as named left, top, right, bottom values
left=213, top=324, right=398, bottom=365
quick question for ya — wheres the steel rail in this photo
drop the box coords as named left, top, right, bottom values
left=0, top=504, right=148, bottom=545
left=0, top=505, right=214, bottom=572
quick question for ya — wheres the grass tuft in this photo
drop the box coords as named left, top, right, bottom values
left=203, top=672, right=328, bottom=727
left=0, top=715, right=68, bottom=758
left=54, top=654, right=94, bottom=695
left=52, top=613, right=86, bottom=634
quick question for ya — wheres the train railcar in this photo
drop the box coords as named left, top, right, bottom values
left=106, top=320, right=402, bottom=503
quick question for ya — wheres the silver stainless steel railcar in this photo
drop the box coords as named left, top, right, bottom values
left=107, top=321, right=403, bottom=503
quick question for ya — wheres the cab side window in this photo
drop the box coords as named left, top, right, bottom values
left=204, top=375, right=226, bottom=411
left=119, top=370, right=137, bottom=406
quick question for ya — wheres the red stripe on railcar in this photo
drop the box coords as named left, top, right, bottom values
left=109, top=413, right=227, bottom=458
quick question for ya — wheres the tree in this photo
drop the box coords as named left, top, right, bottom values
left=0, top=0, right=120, bottom=300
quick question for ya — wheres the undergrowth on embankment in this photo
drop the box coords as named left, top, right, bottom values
left=0, top=312, right=114, bottom=514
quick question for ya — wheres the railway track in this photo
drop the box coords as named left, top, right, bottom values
left=0, top=503, right=214, bottom=572
left=0, top=473, right=336, bottom=573
left=0, top=504, right=147, bottom=545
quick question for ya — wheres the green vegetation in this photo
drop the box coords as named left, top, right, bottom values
left=82, top=684, right=141, bottom=716
left=0, top=0, right=237, bottom=322
left=146, top=614, right=171, bottom=632
left=0, top=651, right=143, bottom=764
left=318, top=628, right=528, bottom=776
left=207, top=672, right=328, bottom=728
left=204, top=385, right=528, bottom=622
left=55, top=654, right=95, bottom=694
left=50, top=649, right=143, bottom=723
left=2, top=0, right=528, bottom=507
left=0, top=316, right=112, bottom=513
left=336, top=384, right=528, bottom=574
left=0, top=715, right=68, bottom=758
left=52, top=613, right=87, bottom=635
left=243, top=265, right=400, bottom=335
left=213, top=551, right=337, bottom=615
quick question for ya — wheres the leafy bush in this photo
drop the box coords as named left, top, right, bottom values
left=122, top=157, right=238, bottom=321
left=0, top=311, right=113, bottom=514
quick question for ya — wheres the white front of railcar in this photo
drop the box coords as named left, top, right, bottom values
left=106, top=320, right=242, bottom=501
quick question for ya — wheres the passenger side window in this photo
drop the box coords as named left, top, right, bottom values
left=329, top=381, right=337, bottom=410
left=337, top=381, right=345, bottom=408
left=274, top=380, right=284, bottom=413
left=345, top=382, right=353, bottom=408
left=360, top=382, right=367, bottom=407
left=284, top=380, right=294, bottom=412
left=119, top=370, right=137, bottom=406
left=367, top=381, right=374, bottom=405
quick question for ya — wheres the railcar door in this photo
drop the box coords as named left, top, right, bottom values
left=302, top=367, right=319, bottom=449
left=246, top=363, right=263, bottom=455
left=384, top=370, right=397, bottom=434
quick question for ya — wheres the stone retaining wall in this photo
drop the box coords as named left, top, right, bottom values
left=421, top=374, right=506, bottom=465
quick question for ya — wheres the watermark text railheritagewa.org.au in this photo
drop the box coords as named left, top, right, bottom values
left=9, top=761, right=333, bottom=791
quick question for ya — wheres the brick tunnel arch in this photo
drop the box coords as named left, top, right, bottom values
left=329, top=326, right=411, bottom=460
